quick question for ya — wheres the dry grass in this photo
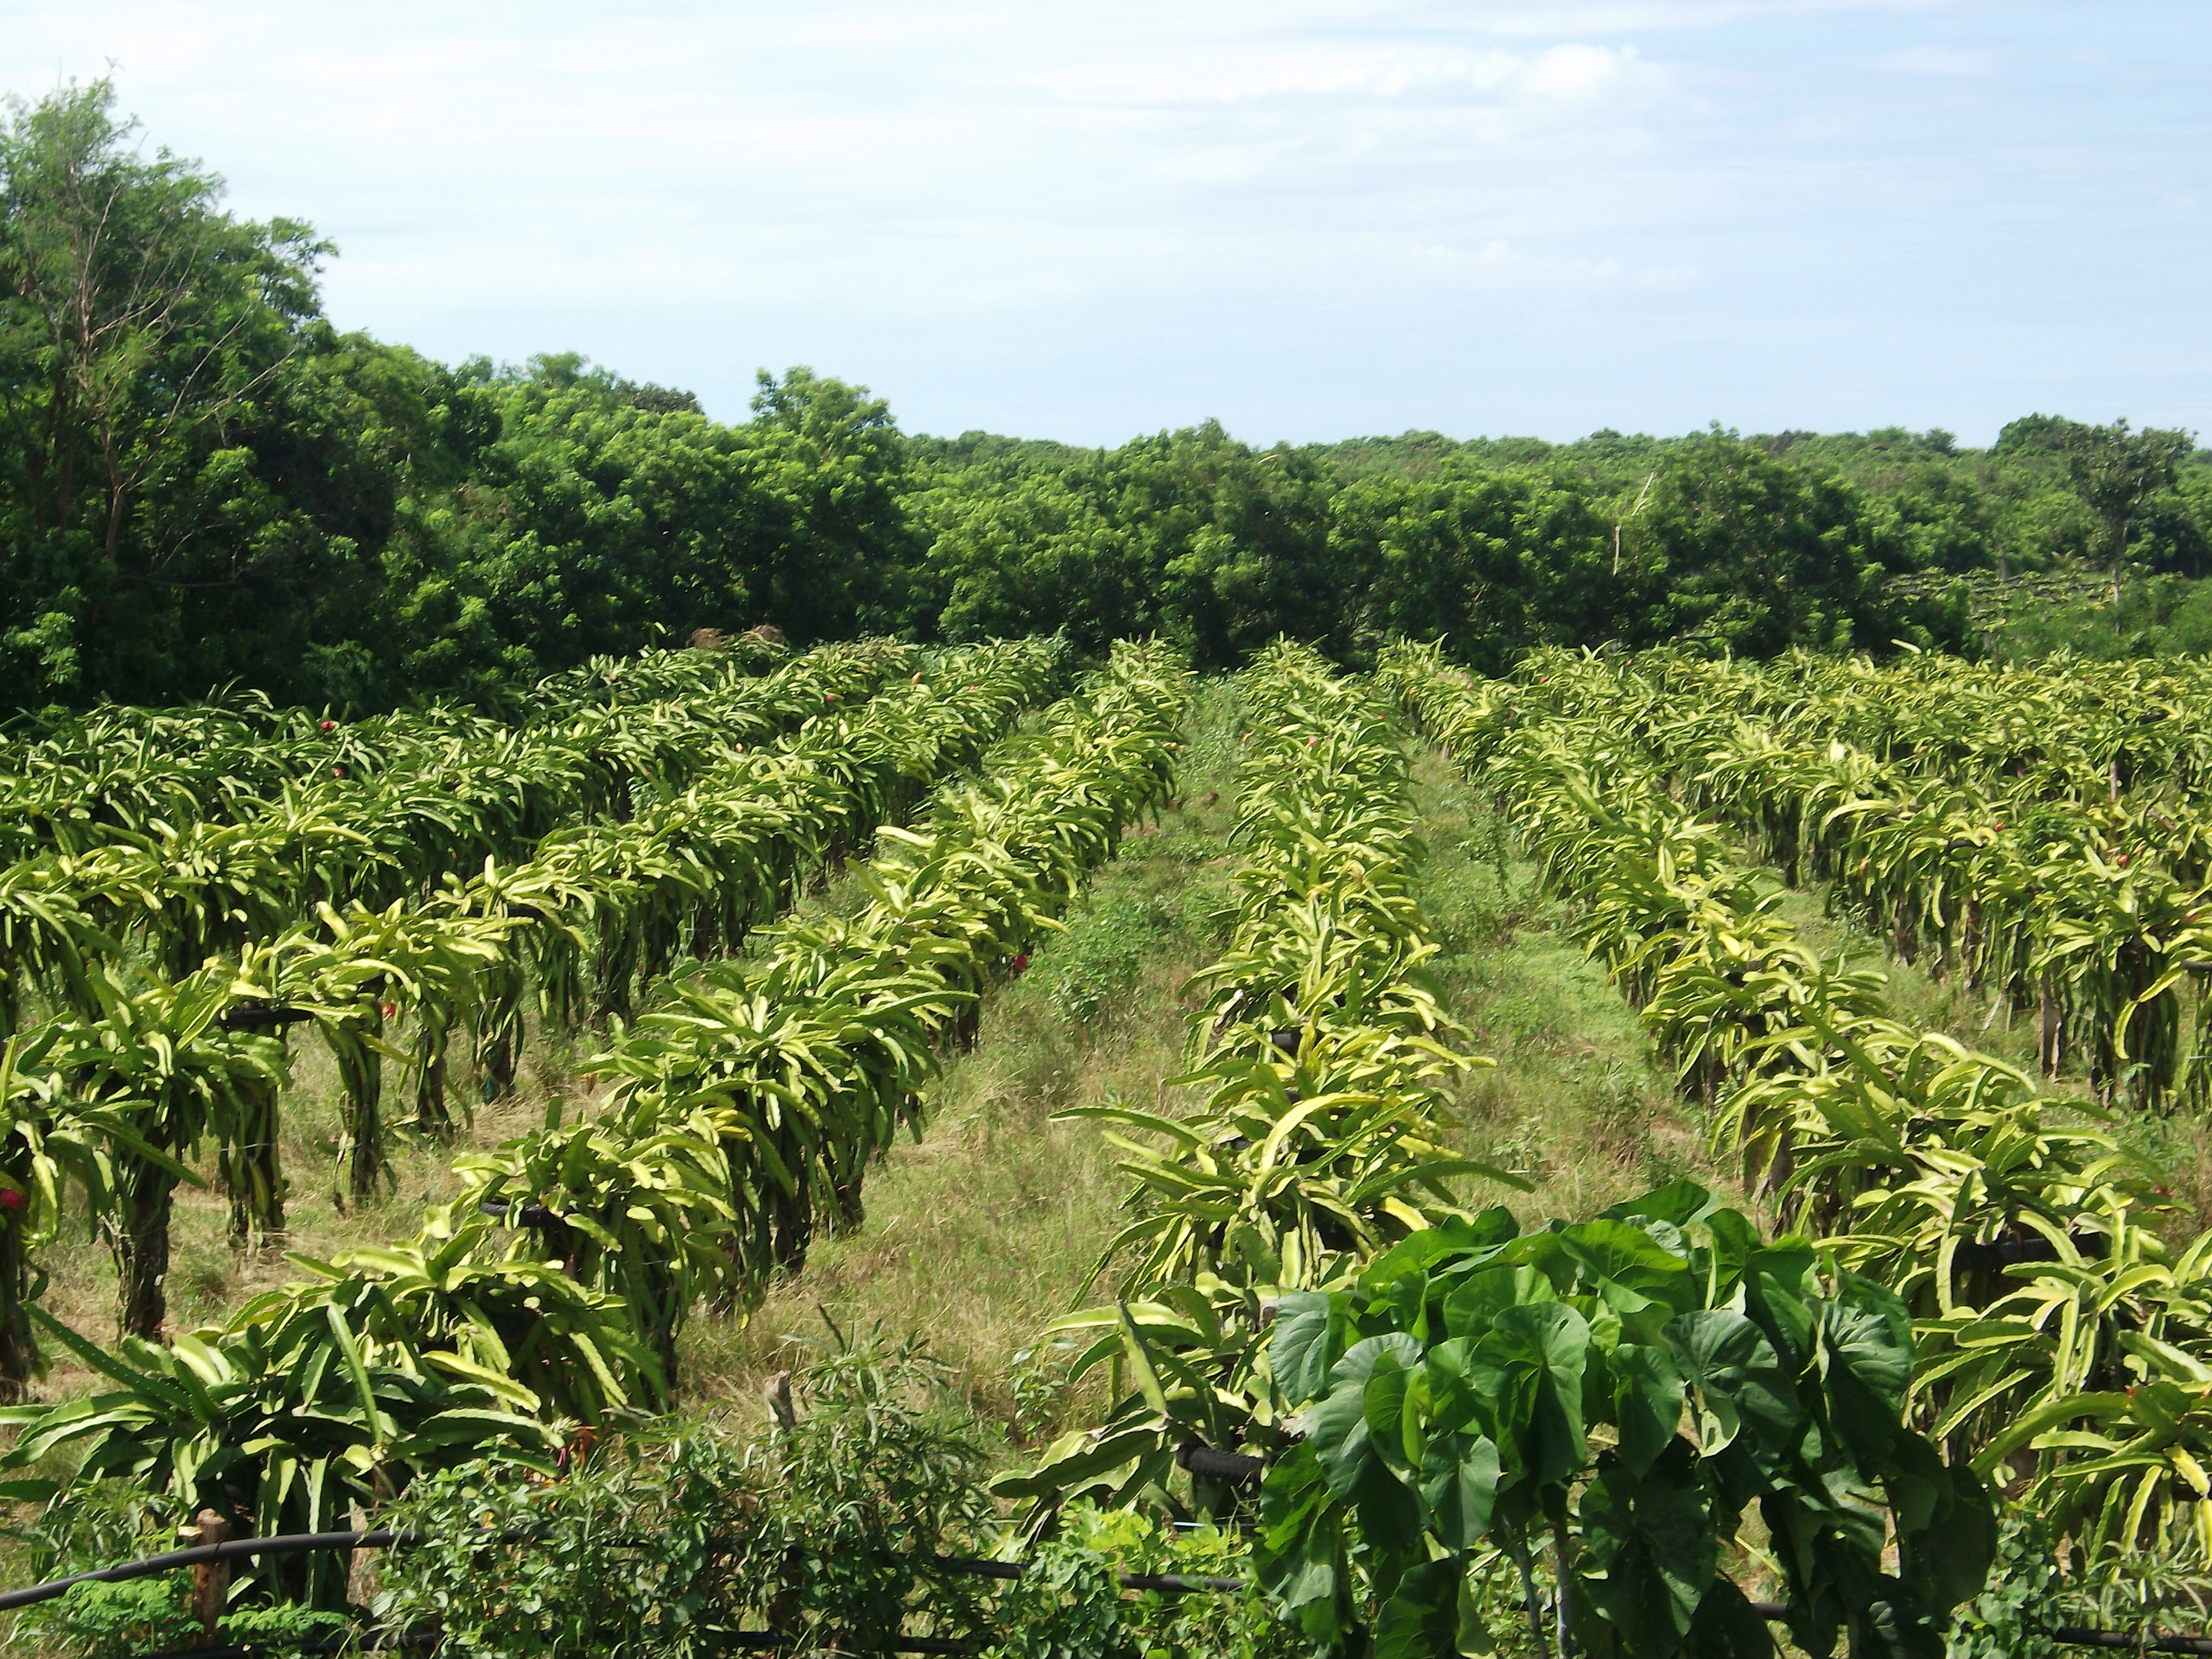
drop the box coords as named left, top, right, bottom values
left=22, top=1025, right=597, bottom=1408
left=672, top=694, right=1248, bottom=1449
left=676, top=863, right=1224, bottom=1445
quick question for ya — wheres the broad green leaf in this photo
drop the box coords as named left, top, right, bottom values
left=1418, top=1430, right=1498, bottom=1551
left=1375, top=1557, right=1463, bottom=1659
left=1464, top=1300, right=1588, bottom=1488
left=1612, top=1340, right=1688, bottom=1478
left=1577, top=1443, right=1717, bottom=1655
left=1270, top=1291, right=1343, bottom=1410
left=1684, top=1576, right=1777, bottom=1659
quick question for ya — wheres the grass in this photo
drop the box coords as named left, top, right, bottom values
left=666, top=680, right=1248, bottom=1447
left=692, top=702, right=1749, bottom=1460
left=678, top=800, right=1243, bottom=1450
left=1404, top=750, right=1720, bottom=1222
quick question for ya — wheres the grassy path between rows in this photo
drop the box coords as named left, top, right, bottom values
left=668, top=683, right=1244, bottom=1453
left=1402, top=749, right=1717, bottom=1222
left=706, top=707, right=1739, bottom=1465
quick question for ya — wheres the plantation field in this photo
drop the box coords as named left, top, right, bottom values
left=6, top=638, right=2212, bottom=1657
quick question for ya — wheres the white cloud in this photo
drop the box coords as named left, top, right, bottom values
left=1411, top=234, right=1703, bottom=290
left=0, top=0, right=2203, bottom=445
left=1523, top=43, right=1646, bottom=99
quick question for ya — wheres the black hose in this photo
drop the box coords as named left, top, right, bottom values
left=1175, top=1439, right=1266, bottom=1486
left=217, top=1006, right=316, bottom=1031
left=19, top=1531, right=2200, bottom=1655
left=0, top=1531, right=404, bottom=1611
left=1743, top=1603, right=2212, bottom=1655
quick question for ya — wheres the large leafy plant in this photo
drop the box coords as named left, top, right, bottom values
left=1258, top=1182, right=1994, bottom=1659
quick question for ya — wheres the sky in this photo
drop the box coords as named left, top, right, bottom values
left=5, top=2, right=2206, bottom=447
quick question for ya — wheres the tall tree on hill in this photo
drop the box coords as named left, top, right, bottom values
left=747, top=366, right=927, bottom=642
left=2062, top=418, right=2197, bottom=616
left=1619, top=431, right=1909, bottom=656
left=0, top=79, right=336, bottom=700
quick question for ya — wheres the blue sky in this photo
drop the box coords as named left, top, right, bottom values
left=7, top=2, right=2205, bottom=446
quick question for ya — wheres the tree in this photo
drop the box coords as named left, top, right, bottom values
left=744, top=366, right=926, bottom=641
left=2060, top=419, right=2197, bottom=613
left=1329, top=468, right=1554, bottom=671
left=452, top=359, right=759, bottom=672
left=0, top=79, right=350, bottom=702
left=919, top=465, right=1148, bottom=651
left=915, top=419, right=1345, bottom=667
left=1152, top=432, right=1337, bottom=666
left=1616, top=431, right=1906, bottom=656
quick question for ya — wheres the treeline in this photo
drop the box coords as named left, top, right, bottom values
left=917, top=422, right=1979, bottom=668
left=4, top=81, right=2208, bottom=712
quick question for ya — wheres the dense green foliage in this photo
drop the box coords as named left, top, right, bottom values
left=0, top=82, right=924, bottom=711
left=1257, top=1188, right=1991, bottom=1659
left=368, top=1335, right=993, bottom=1658
left=11, top=1337, right=1300, bottom=1659
left=6, top=85, right=2208, bottom=714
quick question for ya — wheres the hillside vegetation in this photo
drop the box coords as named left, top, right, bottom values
left=7, top=82, right=2209, bottom=718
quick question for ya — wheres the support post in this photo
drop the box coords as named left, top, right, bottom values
left=190, top=1509, right=230, bottom=1647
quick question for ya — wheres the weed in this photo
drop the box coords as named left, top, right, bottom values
left=1004, top=1345, right=1076, bottom=1447
left=1039, top=895, right=1175, bottom=1025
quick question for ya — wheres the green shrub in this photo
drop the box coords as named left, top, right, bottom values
left=1946, top=1516, right=2064, bottom=1659
left=983, top=1524, right=1142, bottom=1659
left=370, top=1432, right=756, bottom=1659
left=2, top=1480, right=180, bottom=1593
left=45, top=1579, right=196, bottom=1659
left=371, top=1327, right=990, bottom=1658
left=1061, top=1506, right=1306, bottom=1659
left=1041, top=896, right=1175, bottom=1022
left=15, top=1574, right=352, bottom=1659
